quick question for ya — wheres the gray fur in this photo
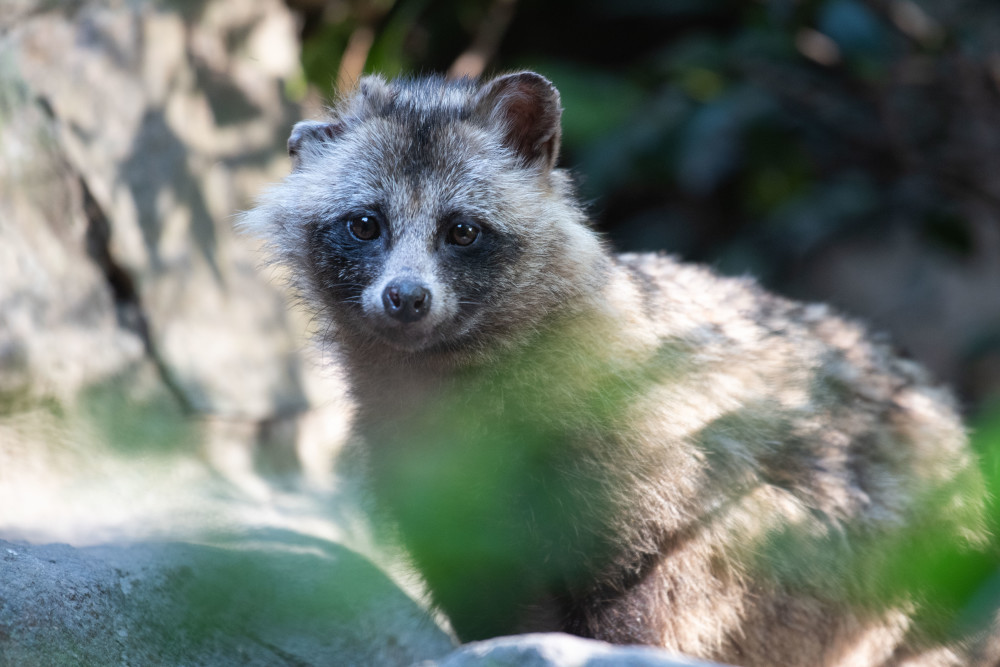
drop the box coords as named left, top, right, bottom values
left=242, top=72, right=990, bottom=665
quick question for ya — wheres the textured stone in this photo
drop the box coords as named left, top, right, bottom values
left=0, top=0, right=353, bottom=538
left=0, top=537, right=455, bottom=666
left=428, top=633, right=720, bottom=667
left=6, top=0, right=314, bottom=418
left=0, top=54, right=146, bottom=406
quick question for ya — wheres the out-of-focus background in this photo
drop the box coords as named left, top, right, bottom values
left=1, top=0, right=999, bottom=660
left=2, top=0, right=1000, bottom=562
left=289, top=0, right=1000, bottom=413
left=13, top=0, right=1000, bottom=494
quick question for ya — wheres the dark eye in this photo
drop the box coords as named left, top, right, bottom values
left=448, top=221, right=480, bottom=247
left=348, top=215, right=380, bottom=241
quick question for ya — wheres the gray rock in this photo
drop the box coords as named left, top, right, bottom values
left=0, top=0, right=353, bottom=543
left=0, top=535, right=729, bottom=667
left=0, top=47, right=148, bottom=408
left=2, top=0, right=321, bottom=421
left=0, top=536, right=455, bottom=666
left=428, top=633, right=721, bottom=667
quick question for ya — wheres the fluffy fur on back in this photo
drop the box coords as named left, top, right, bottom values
left=242, top=72, right=990, bottom=666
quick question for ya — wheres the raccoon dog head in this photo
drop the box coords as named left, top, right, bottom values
left=248, top=72, right=605, bottom=358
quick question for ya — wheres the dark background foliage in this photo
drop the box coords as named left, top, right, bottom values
left=287, top=0, right=1000, bottom=417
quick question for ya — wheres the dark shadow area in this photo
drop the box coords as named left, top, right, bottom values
left=119, top=108, right=221, bottom=283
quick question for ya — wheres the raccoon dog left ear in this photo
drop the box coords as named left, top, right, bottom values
left=287, top=120, right=343, bottom=171
left=476, top=71, right=562, bottom=171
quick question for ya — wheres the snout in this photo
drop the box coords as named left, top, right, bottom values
left=363, top=271, right=457, bottom=350
left=382, top=279, right=432, bottom=323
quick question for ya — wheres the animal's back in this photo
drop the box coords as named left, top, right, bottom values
left=588, top=251, right=983, bottom=664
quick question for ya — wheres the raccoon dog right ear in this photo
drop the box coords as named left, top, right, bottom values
left=287, top=120, right=343, bottom=170
left=476, top=71, right=562, bottom=171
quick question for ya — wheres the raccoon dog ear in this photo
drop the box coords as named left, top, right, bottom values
left=287, top=120, right=343, bottom=171
left=476, top=71, right=562, bottom=171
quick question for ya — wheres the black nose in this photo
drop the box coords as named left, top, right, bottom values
left=382, top=280, right=432, bottom=323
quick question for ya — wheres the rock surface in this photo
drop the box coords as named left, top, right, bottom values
left=0, top=538, right=722, bottom=667
left=0, top=0, right=352, bottom=539
left=0, top=537, right=454, bottom=666
left=3, top=0, right=311, bottom=418
left=429, top=633, right=719, bottom=666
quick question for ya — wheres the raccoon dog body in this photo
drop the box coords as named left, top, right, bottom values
left=245, top=72, right=987, bottom=665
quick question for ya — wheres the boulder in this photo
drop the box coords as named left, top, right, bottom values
left=0, top=536, right=455, bottom=666
left=3, top=0, right=311, bottom=419
left=429, top=633, right=721, bottom=667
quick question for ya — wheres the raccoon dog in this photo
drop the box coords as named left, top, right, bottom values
left=244, top=72, right=989, bottom=665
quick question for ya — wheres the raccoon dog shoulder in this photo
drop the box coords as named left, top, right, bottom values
left=244, top=72, right=988, bottom=666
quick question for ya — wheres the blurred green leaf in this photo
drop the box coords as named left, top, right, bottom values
left=301, top=21, right=354, bottom=97
left=364, top=0, right=432, bottom=78
left=75, top=372, right=193, bottom=456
